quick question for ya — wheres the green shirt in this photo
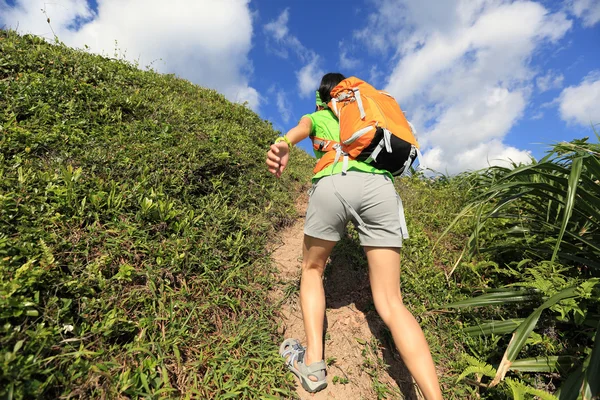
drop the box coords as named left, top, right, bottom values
left=303, top=109, right=392, bottom=181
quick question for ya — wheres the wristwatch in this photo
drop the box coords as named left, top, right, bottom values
left=275, top=136, right=293, bottom=149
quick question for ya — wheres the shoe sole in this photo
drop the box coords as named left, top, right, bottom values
left=300, top=376, right=327, bottom=393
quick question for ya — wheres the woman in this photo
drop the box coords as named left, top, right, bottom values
left=266, top=73, right=443, bottom=399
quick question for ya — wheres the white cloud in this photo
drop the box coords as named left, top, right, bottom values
left=263, top=8, right=310, bottom=61
left=355, top=0, right=572, bottom=173
left=353, top=13, right=391, bottom=54
left=424, top=140, right=532, bottom=174
left=234, top=86, right=260, bottom=110
left=276, top=91, right=292, bottom=123
left=385, top=2, right=571, bottom=104
left=536, top=70, right=564, bottom=92
left=339, top=41, right=360, bottom=70
left=570, top=0, right=600, bottom=27
left=296, top=57, right=323, bottom=98
left=0, top=0, right=260, bottom=110
left=264, top=9, right=323, bottom=98
left=263, top=8, right=312, bottom=61
left=264, top=8, right=289, bottom=41
left=558, top=71, right=600, bottom=126
left=353, top=0, right=482, bottom=56
left=369, top=65, right=384, bottom=87
left=531, top=111, right=544, bottom=120
left=425, top=87, right=527, bottom=151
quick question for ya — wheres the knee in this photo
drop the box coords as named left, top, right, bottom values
left=301, top=258, right=326, bottom=276
left=374, top=295, right=404, bottom=326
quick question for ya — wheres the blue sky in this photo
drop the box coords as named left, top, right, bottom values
left=1, top=0, right=599, bottom=173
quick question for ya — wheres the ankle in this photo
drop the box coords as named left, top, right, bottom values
left=304, top=351, right=321, bottom=366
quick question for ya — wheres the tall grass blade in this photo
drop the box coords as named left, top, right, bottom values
left=552, top=156, right=583, bottom=262
left=556, top=365, right=584, bottom=400
left=433, top=203, right=476, bottom=250
left=444, top=290, right=538, bottom=309
left=581, top=320, right=600, bottom=400
left=509, top=356, right=576, bottom=373
left=464, top=319, right=525, bottom=336
left=490, top=285, right=579, bottom=386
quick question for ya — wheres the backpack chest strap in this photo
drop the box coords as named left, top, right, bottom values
left=311, top=136, right=339, bottom=152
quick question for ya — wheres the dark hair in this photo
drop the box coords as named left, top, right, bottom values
left=318, top=72, right=346, bottom=105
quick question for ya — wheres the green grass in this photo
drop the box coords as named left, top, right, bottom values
left=2, top=28, right=597, bottom=400
left=0, top=28, right=481, bottom=398
left=0, top=29, right=313, bottom=399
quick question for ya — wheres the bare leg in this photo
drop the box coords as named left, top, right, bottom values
left=365, top=246, right=443, bottom=400
left=300, top=235, right=336, bottom=368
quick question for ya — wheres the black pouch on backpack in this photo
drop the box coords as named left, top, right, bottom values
left=356, top=127, right=417, bottom=176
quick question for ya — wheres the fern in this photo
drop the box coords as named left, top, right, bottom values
left=505, top=378, right=528, bottom=400
left=507, top=262, right=572, bottom=296
left=38, top=238, right=55, bottom=268
left=505, top=378, right=558, bottom=400
left=457, top=355, right=497, bottom=382
left=525, top=386, right=559, bottom=400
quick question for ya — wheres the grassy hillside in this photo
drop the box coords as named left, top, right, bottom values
left=0, top=30, right=314, bottom=399
left=2, top=29, right=597, bottom=400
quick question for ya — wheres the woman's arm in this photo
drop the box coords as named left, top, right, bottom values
left=284, top=116, right=313, bottom=145
left=266, top=117, right=312, bottom=178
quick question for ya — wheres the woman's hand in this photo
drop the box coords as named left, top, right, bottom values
left=265, top=117, right=312, bottom=178
left=266, top=141, right=290, bottom=178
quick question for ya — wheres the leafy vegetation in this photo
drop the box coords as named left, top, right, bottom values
left=328, top=137, right=599, bottom=399
left=441, top=136, right=600, bottom=398
left=0, top=29, right=313, bottom=399
left=1, top=28, right=598, bottom=399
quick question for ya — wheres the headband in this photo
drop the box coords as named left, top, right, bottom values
left=315, top=91, right=327, bottom=108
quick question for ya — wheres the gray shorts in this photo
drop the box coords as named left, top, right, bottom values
left=304, top=171, right=407, bottom=247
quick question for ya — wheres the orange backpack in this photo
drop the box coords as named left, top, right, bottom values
left=312, top=77, right=419, bottom=176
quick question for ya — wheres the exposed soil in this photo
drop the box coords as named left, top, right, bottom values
left=270, top=191, right=425, bottom=400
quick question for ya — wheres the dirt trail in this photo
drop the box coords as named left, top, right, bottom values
left=270, top=192, right=423, bottom=400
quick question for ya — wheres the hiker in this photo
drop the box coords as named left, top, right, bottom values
left=266, top=73, right=443, bottom=399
